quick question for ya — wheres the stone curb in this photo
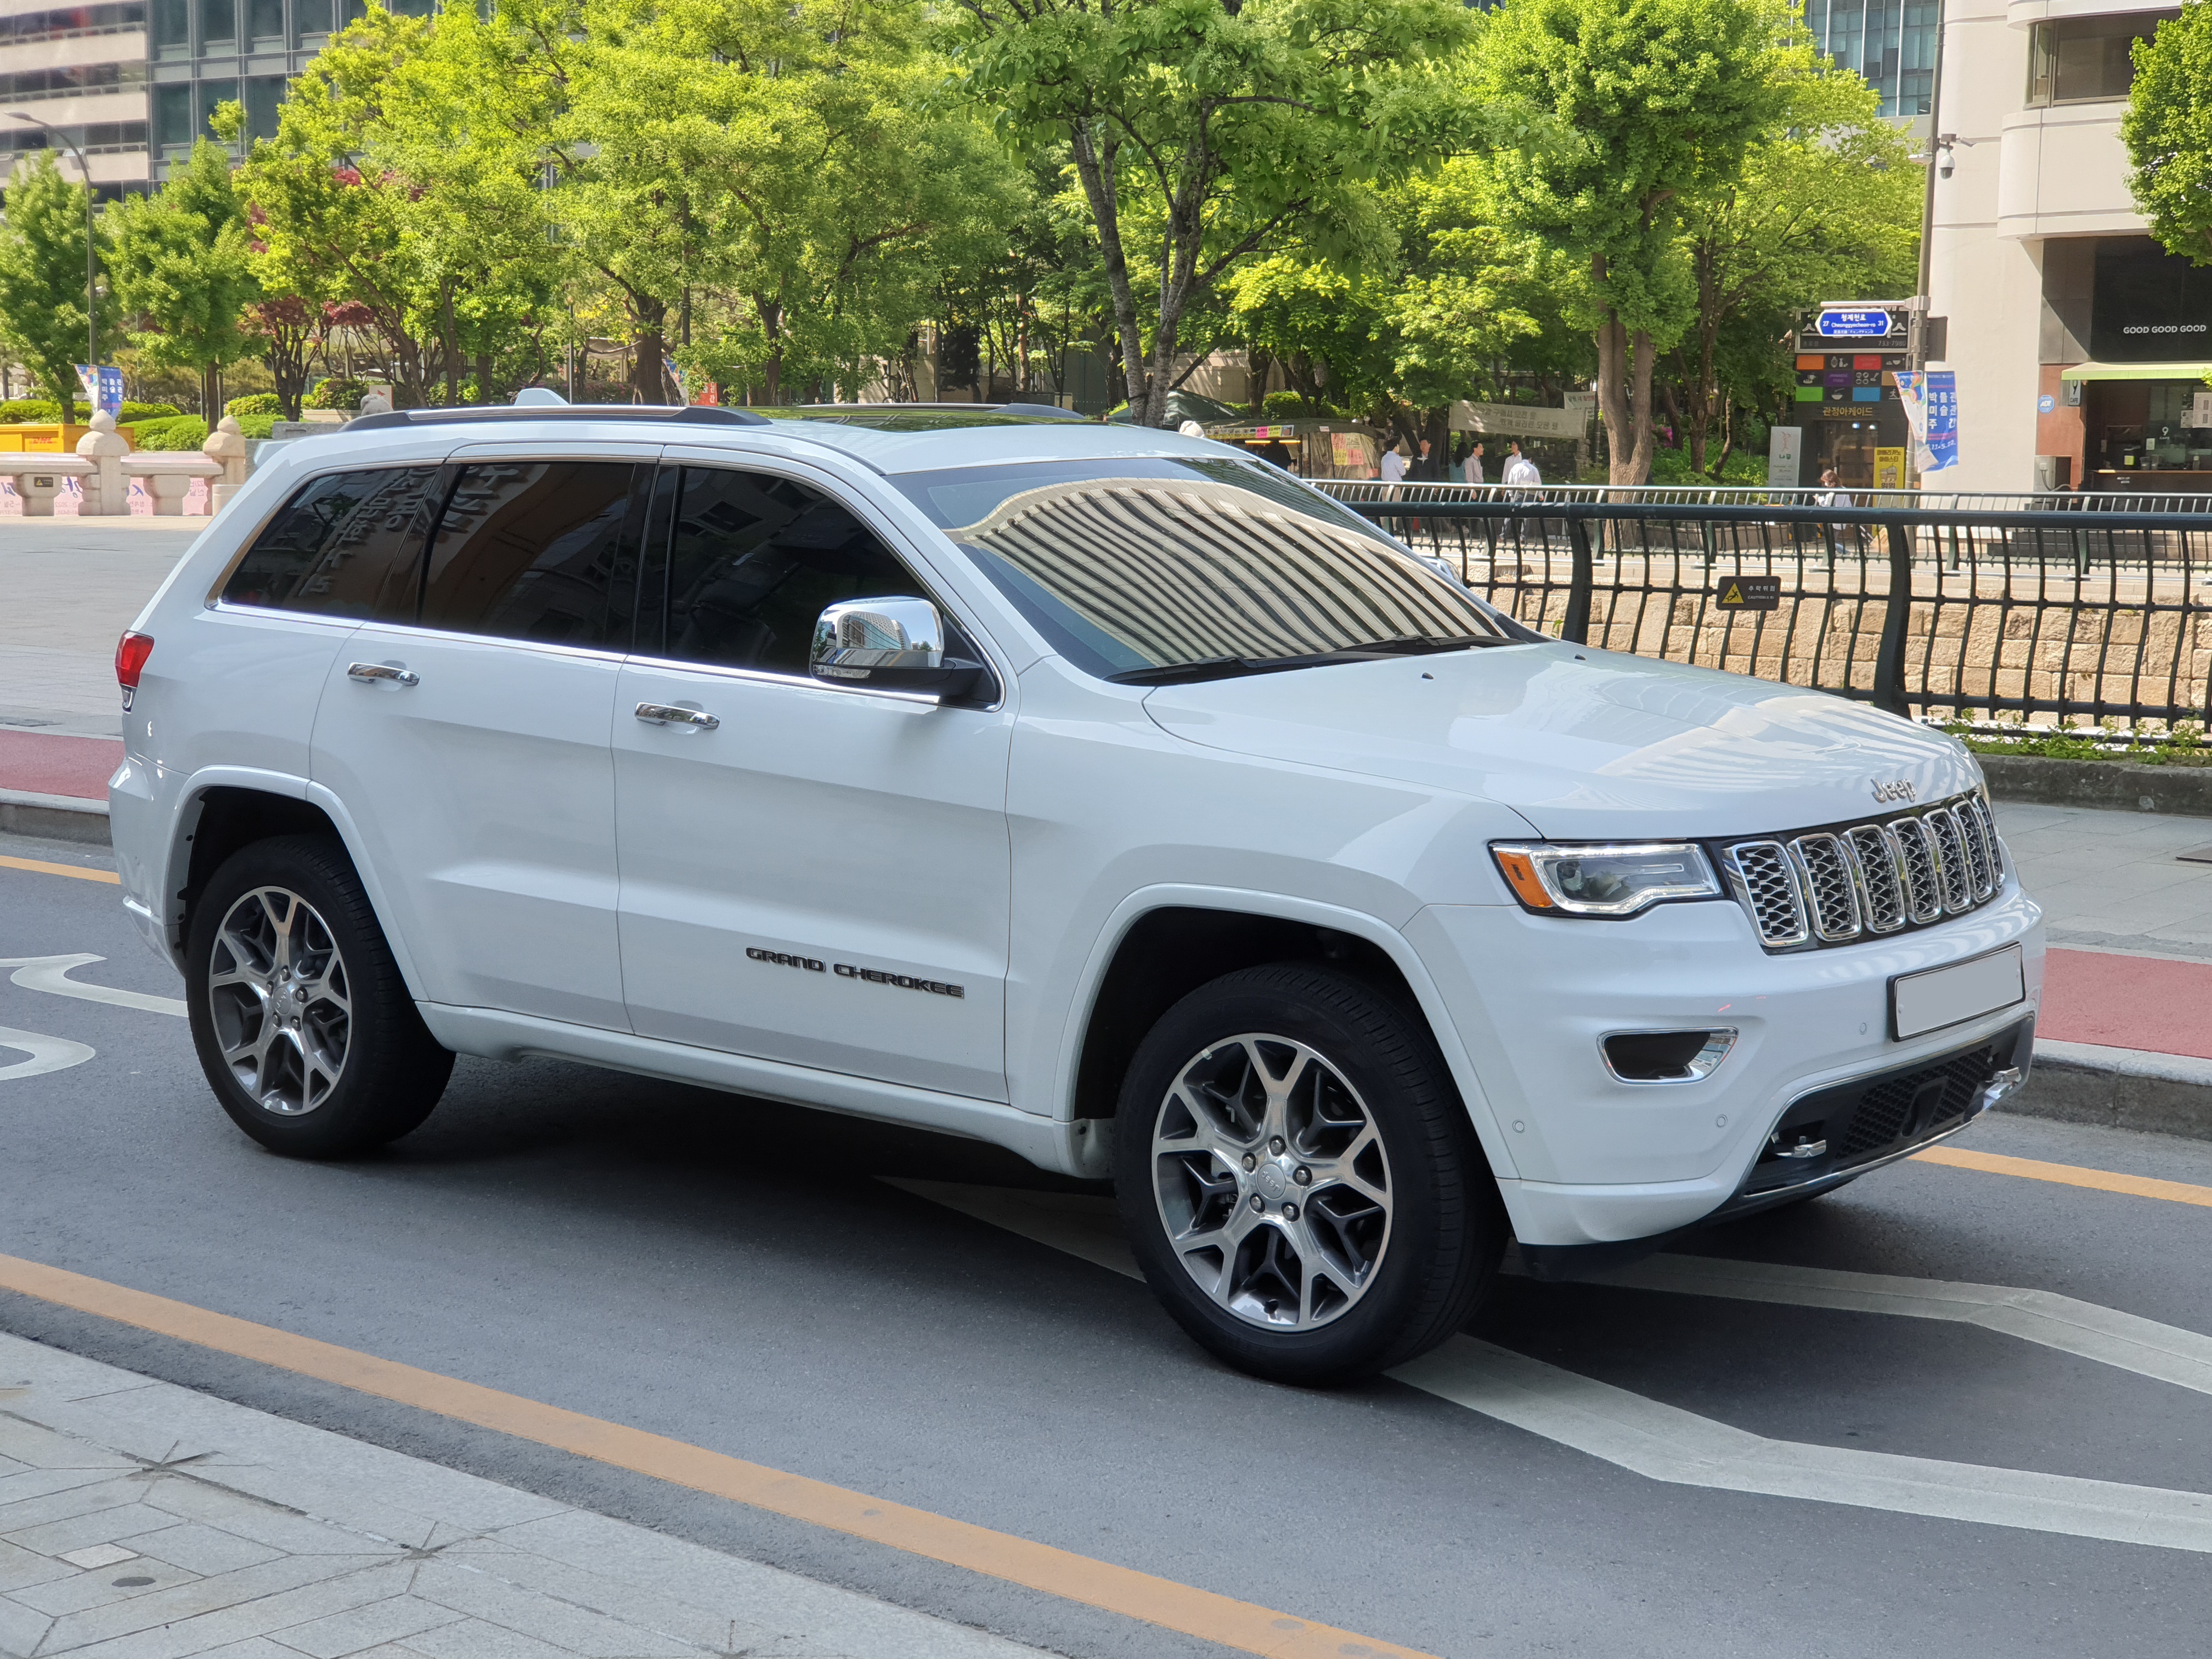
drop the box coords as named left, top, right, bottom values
left=2004, top=1038, right=2212, bottom=1142
left=1983, top=753, right=2212, bottom=817
left=0, top=787, right=109, bottom=845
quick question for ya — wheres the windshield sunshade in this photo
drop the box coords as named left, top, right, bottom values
left=889, top=460, right=1511, bottom=681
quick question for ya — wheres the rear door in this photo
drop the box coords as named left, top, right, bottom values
left=612, top=456, right=1014, bottom=1101
left=308, top=443, right=654, bottom=1029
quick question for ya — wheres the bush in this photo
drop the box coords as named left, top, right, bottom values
left=121, top=401, right=182, bottom=422
left=305, top=376, right=368, bottom=411
left=235, top=412, right=277, bottom=439
left=128, top=415, right=209, bottom=451
left=225, top=392, right=280, bottom=417
left=1261, top=390, right=1337, bottom=420
left=1945, top=718, right=2212, bottom=768
left=0, top=398, right=180, bottom=425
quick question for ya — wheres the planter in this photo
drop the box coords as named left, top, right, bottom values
left=1980, top=753, right=2212, bottom=817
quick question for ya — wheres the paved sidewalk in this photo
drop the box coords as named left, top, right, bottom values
left=0, top=520, right=202, bottom=743
left=0, top=1331, right=1042, bottom=1659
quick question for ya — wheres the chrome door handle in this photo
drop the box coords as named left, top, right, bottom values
left=635, top=702, right=720, bottom=731
left=347, top=662, right=419, bottom=687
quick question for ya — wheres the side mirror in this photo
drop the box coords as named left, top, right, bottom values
left=810, top=596, right=986, bottom=700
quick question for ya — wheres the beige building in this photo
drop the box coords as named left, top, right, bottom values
left=0, top=1, right=150, bottom=192
left=1929, top=0, right=2209, bottom=493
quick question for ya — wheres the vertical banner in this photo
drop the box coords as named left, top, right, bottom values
left=74, top=365, right=124, bottom=418
left=1874, top=447, right=1906, bottom=489
left=1895, top=370, right=1960, bottom=477
left=1766, top=425, right=1802, bottom=489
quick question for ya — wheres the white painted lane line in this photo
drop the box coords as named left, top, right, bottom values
left=1393, top=1338, right=2212, bottom=1554
left=887, top=1178, right=2212, bottom=1556
left=0, top=953, right=185, bottom=1018
left=1570, top=1254, right=2212, bottom=1400
left=0, top=1024, right=95, bottom=1080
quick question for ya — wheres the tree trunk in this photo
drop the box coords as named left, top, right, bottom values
left=442, top=288, right=461, bottom=409
left=1068, top=120, right=1152, bottom=423
left=629, top=292, right=668, bottom=404
left=200, top=365, right=219, bottom=423
left=474, top=350, right=492, bottom=405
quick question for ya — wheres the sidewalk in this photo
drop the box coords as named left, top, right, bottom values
left=0, top=1330, right=1041, bottom=1659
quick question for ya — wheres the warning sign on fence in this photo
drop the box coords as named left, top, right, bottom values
left=1714, top=575, right=1781, bottom=611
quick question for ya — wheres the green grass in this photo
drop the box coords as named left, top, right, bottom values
left=1945, top=720, right=2212, bottom=768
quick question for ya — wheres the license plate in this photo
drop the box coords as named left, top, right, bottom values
left=1890, top=944, right=2026, bottom=1041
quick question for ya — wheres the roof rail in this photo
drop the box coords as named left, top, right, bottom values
left=783, top=400, right=1088, bottom=421
left=345, top=404, right=772, bottom=432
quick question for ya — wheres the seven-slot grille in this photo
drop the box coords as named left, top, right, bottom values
left=1719, top=795, right=2005, bottom=951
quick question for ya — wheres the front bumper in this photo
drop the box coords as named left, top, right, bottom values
left=1407, top=876, right=2044, bottom=1248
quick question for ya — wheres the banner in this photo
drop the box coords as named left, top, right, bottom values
left=1894, top=370, right=1960, bottom=476
left=74, top=364, right=123, bottom=418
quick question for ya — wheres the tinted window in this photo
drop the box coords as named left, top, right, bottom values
left=419, top=461, right=647, bottom=648
left=221, top=466, right=444, bottom=619
left=652, top=466, right=928, bottom=675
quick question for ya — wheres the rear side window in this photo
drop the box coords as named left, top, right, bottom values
left=650, top=466, right=928, bottom=675
left=419, top=461, right=649, bottom=648
left=220, top=466, right=445, bottom=619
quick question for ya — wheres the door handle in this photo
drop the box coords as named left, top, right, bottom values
left=635, top=702, right=720, bottom=731
left=347, top=662, right=419, bottom=687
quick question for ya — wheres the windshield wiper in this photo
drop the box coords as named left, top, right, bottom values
left=1108, top=636, right=1508, bottom=687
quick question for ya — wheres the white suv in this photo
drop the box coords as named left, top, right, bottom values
left=108, top=403, right=2042, bottom=1384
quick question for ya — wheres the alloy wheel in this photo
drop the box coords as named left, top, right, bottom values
left=1150, top=1034, right=1394, bottom=1329
left=206, top=885, right=351, bottom=1116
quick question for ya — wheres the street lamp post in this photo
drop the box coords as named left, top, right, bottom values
left=4, top=112, right=99, bottom=406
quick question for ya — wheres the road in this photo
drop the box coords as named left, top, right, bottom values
left=3, top=830, right=2210, bottom=1659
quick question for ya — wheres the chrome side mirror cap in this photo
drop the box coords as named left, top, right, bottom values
left=810, top=596, right=985, bottom=700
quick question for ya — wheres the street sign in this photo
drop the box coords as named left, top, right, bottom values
left=1815, top=308, right=1894, bottom=339
left=1714, top=575, right=1781, bottom=612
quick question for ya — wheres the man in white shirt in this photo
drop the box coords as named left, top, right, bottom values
left=1378, top=443, right=1407, bottom=486
left=1501, top=441, right=1542, bottom=488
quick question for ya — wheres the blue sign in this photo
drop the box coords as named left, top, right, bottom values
left=1815, top=308, right=1894, bottom=338
left=74, top=364, right=124, bottom=418
left=1925, top=370, right=1959, bottom=470
left=2038, top=393, right=2056, bottom=414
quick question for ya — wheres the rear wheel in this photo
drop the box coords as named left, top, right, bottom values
left=186, top=835, right=452, bottom=1158
left=1115, top=964, right=1504, bottom=1385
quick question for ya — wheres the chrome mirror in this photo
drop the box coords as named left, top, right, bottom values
left=810, top=596, right=985, bottom=700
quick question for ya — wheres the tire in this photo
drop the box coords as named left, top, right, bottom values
left=1114, top=963, right=1505, bottom=1386
left=185, top=834, right=453, bottom=1158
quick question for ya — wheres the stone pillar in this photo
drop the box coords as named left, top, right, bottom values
left=203, top=416, right=250, bottom=514
left=74, top=413, right=131, bottom=515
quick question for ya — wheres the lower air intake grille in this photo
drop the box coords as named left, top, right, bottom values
left=1722, top=793, right=2006, bottom=952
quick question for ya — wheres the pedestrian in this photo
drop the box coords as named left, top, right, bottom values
left=1378, top=441, right=1407, bottom=492
left=1463, top=440, right=1486, bottom=487
left=1413, top=437, right=1440, bottom=482
left=1501, top=441, right=1541, bottom=488
left=1812, top=466, right=1850, bottom=565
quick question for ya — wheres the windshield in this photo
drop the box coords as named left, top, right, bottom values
left=887, top=456, right=1518, bottom=682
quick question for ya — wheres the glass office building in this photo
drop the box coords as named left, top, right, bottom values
left=1802, top=0, right=1939, bottom=122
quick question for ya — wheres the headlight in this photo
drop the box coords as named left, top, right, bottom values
left=1490, top=842, right=1722, bottom=917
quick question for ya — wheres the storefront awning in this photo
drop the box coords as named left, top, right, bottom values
left=2058, top=360, right=2212, bottom=382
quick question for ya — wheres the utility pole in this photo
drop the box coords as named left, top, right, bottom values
left=1911, top=2, right=1948, bottom=380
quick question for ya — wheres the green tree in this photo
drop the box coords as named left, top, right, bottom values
left=105, top=138, right=262, bottom=419
left=2124, top=2, right=2212, bottom=267
left=949, top=0, right=1485, bottom=427
left=0, top=150, right=112, bottom=414
left=1479, top=0, right=1798, bottom=482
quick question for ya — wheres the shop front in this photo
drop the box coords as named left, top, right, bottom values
left=2042, top=239, right=2212, bottom=494
left=1791, top=312, right=1912, bottom=488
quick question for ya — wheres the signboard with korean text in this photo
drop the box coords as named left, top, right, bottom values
left=1815, top=308, right=1898, bottom=339
left=74, top=365, right=123, bottom=418
left=1767, top=426, right=1802, bottom=489
left=1714, top=575, right=1781, bottom=611
left=1448, top=400, right=1584, bottom=438
left=1894, top=370, right=1959, bottom=476
left=1874, top=448, right=1906, bottom=489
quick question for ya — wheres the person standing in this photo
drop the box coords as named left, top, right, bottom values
left=1502, top=441, right=1542, bottom=488
left=1463, top=440, right=1486, bottom=487
left=1413, top=437, right=1440, bottom=482
left=1378, top=441, right=1407, bottom=490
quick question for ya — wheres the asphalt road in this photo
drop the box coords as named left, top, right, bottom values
left=4, top=829, right=2210, bottom=1659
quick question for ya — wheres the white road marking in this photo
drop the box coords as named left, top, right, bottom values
left=0, top=953, right=186, bottom=1018
left=0, top=1025, right=95, bottom=1080
left=886, top=1177, right=2212, bottom=1555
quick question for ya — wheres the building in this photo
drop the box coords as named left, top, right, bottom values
left=1928, top=1, right=2208, bottom=493
left=1803, top=0, right=1940, bottom=132
left=0, top=1, right=153, bottom=195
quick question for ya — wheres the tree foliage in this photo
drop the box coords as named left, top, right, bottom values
left=2124, top=2, right=2212, bottom=267
left=0, top=150, right=112, bottom=413
left=105, top=138, right=262, bottom=419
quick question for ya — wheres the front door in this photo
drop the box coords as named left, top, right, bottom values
left=310, top=447, right=653, bottom=1029
left=613, top=460, right=1012, bottom=1101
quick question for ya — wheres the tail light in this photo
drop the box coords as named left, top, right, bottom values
left=116, top=631, right=154, bottom=708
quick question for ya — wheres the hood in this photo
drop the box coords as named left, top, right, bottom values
left=1142, top=642, right=1982, bottom=840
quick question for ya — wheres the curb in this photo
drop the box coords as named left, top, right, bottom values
left=0, top=787, right=110, bottom=845
left=1983, top=754, right=2212, bottom=818
left=2004, top=1038, right=2212, bottom=1142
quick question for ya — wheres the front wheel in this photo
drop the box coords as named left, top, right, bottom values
left=1115, top=964, right=1505, bottom=1385
left=186, top=834, right=453, bottom=1158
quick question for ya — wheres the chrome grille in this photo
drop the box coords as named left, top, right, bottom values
left=1722, top=794, right=2005, bottom=952
left=1791, top=833, right=1861, bottom=941
left=1927, top=809, right=1974, bottom=912
left=1725, top=841, right=1808, bottom=947
left=1844, top=825, right=1907, bottom=933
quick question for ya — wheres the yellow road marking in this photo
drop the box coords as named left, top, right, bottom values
left=0, top=853, right=119, bottom=884
left=1913, top=1144, right=2212, bottom=1209
left=0, top=1252, right=1437, bottom=1659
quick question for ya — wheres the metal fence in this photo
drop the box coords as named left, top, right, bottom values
left=1314, top=488, right=2212, bottom=730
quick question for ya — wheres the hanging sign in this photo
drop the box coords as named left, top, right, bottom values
left=1815, top=308, right=1896, bottom=339
left=1894, top=370, right=1960, bottom=475
left=74, top=365, right=124, bottom=418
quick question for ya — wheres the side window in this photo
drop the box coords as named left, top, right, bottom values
left=654, top=466, right=929, bottom=675
left=418, top=460, right=648, bottom=647
left=219, top=466, right=445, bottom=620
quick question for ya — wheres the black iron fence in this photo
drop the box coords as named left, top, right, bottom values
left=1317, top=490, right=2212, bottom=730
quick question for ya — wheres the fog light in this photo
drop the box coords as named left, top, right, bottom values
left=1601, top=1028, right=1736, bottom=1084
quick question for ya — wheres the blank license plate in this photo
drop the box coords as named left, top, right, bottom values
left=1891, top=944, right=2026, bottom=1040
